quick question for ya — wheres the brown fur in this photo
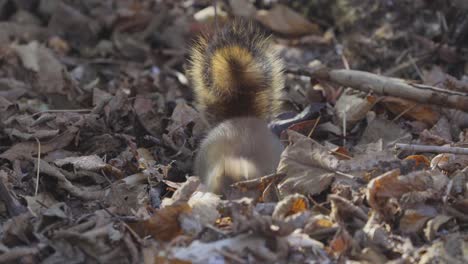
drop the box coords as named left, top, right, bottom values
left=187, top=20, right=285, bottom=195
left=194, top=117, right=283, bottom=194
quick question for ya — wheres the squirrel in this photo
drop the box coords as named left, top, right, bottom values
left=187, top=19, right=285, bottom=195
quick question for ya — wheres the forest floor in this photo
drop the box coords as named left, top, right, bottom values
left=0, top=0, right=467, bottom=263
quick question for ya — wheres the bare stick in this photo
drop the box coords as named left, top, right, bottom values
left=328, top=70, right=468, bottom=111
left=231, top=173, right=286, bottom=189
left=299, top=68, right=468, bottom=112
left=307, top=116, right=321, bottom=138
left=395, top=143, right=468, bottom=155
left=342, top=110, right=346, bottom=146
left=34, top=137, right=41, bottom=196
left=32, top=109, right=92, bottom=117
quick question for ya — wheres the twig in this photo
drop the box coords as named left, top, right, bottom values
left=34, top=137, right=41, bottom=196
left=342, top=110, right=346, bottom=146
left=307, top=116, right=321, bottom=138
left=284, top=64, right=327, bottom=77
left=341, top=54, right=350, bottom=70
left=408, top=54, right=424, bottom=81
left=332, top=70, right=468, bottom=110
left=395, top=143, right=468, bottom=155
left=294, top=68, right=468, bottom=112
left=231, top=173, right=286, bottom=190
left=32, top=109, right=92, bottom=117
left=334, top=170, right=356, bottom=180
left=392, top=102, right=418, bottom=122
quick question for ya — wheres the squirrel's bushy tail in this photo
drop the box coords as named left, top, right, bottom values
left=187, top=19, right=284, bottom=125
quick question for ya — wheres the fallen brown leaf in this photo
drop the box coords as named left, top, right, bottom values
left=131, top=202, right=192, bottom=242
left=256, top=4, right=321, bottom=36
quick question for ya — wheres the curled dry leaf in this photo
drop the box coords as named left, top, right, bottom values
left=131, top=202, right=192, bottom=242
left=282, top=211, right=313, bottom=231
left=427, top=116, right=452, bottom=143
left=381, top=97, right=440, bottom=126
left=329, top=228, right=353, bottom=256
left=329, top=194, right=368, bottom=228
left=286, top=231, right=325, bottom=249
left=136, top=148, right=156, bottom=170
left=284, top=119, right=319, bottom=137
left=304, top=215, right=337, bottom=240
left=419, top=129, right=451, bottom=145
left=366, top=169, right=431, bottom=214
left=12, top=41, right=68, bottom=95
left=1, top=128, right=79, bottom=162
left=162, top=176, right=200, bottom=207
left=415, top=232, right=467, bottom=263
left=54, top=154, right=123, bottom=179
left=335, top=90, right=377, bottom=129
left=424, top=214, right=454, bottom=241
left=270, top=104, right=325, bottom=137
left=431, top=153, right=468, bottom=173
left=272, top=193, right=309, bottom=220
left=399, top=205, right=438, bottom=234
left=362, top=214, right=394, bottom=251
left=277, top=130, right=338, bottom=196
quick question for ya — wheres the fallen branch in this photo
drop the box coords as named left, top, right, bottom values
left=395, top=143, right=468, bottom=155
left=291, top=67, right=468, bottom=112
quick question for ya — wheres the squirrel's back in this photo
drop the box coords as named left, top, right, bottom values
left=187, top=20, right=284, bottom=195
left=187, top=19, right=284, bottom=125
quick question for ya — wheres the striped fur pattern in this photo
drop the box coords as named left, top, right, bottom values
left=187, top=19, right=284, bottom=125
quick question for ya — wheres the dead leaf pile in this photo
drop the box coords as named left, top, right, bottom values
left=0, top=0, right=467, bottom=263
